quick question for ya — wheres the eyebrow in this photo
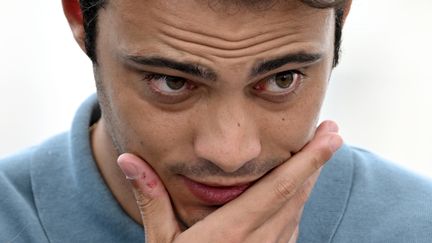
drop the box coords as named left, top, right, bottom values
left=251, top=52, right=322, bottom=77
left=125, top=52, right=322, bottom=81
left=126, top=55, right=218, bottom=81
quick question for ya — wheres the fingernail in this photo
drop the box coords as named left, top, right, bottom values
left=328, top=136, right=342, bottom=152
left=117, top=160, right=140, bottom=180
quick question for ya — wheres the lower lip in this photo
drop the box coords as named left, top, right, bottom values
left=183, top=177, right=250, bottom=205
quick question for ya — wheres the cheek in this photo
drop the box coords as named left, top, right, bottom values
left=115, top=96, right=194, bottom=163
left=97, top=73, right=195, bottom=174
left=95, top=42, right=194, bottom=165
left=260, top=78, right=328, bottom=154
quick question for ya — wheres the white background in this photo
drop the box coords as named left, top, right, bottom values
left=1, top=1, right=431, bottom=177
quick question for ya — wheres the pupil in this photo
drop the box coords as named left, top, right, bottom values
left=275, top=72, right=294, bottom=88
left=166, top=77, right=186, bottom=90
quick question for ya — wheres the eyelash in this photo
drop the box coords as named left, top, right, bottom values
left=254, top=70, right=304, bottom=90
left=141, top=70, right=306, bottom=102
left=252, top=70, right=305, bottom=100
left=143, top=73, right=195, bottom=93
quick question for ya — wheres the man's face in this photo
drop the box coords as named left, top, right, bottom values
left=95, top=0, right=335, bottom=226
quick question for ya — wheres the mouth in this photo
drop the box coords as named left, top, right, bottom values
left=182, top=176, right=253, bottom=205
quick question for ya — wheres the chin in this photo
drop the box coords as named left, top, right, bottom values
left=175, top=204, right=220, bottom=228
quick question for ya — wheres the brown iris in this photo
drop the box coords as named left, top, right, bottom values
left=166, top=76, right=187, bottom=90
left=275, top=72, right=294, bottom=89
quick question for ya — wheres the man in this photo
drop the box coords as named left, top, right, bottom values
left=1, top=0, right=431, bottom=242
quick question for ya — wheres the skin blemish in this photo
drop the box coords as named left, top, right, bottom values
left=282, top=118, right=286, bottom=121
left=146, top=179, right=158, bottom=189
left=237, top=122, right=241, bottom=127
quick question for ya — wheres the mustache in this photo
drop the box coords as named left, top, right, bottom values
left=168, top=157, right=288, bottom=178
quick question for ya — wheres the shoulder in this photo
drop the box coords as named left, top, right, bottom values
left=0, top=133, right=69, bottom=243
left=349, top=146, right=432, bottom=202
left=335, top=146, right=432, bottom=242
left=0, top=133, right=69, bottom=185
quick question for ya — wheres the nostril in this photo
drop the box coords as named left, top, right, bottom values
left=194, top=140, right=261, bottom=174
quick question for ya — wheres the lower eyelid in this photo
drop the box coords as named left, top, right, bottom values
left=265, top=76, right=300, bottom=93
left=145, top=80, right=196, bottom=103
left=256, top=79, right=304, bottom=100
left=150, top=81, right=184, bottom=94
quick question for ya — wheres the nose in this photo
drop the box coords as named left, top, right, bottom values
left=194, top=100, right=261, bottom=173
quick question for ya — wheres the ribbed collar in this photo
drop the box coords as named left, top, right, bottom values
left=31, top=94, right=143, bottom=242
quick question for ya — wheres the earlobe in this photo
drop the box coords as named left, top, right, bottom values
left=62, top=0, right=86, bottom=53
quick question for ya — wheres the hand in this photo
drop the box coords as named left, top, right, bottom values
left=117, top=120, right=342, bottom=243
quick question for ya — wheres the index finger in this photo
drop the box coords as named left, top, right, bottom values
left=207, top=121, right=343, bottom=233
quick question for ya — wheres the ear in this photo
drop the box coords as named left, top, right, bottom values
left=341, top=0, right=352, bottom=26
left=62, top=0, right=86, bottom=53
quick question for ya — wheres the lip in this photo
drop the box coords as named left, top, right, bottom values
left=182, top=176, right=252, bottom=205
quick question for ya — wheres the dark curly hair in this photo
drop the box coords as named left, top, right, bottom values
left=79, top=0, right=347, bottom=67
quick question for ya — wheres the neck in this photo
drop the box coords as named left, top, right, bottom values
left=90, top=118, right=143, bottom=225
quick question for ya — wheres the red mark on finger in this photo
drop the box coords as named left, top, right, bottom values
left=146, top=179, right=158, bottom=189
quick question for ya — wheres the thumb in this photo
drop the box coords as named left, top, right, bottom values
left=117, top=153, right=180, bottom=242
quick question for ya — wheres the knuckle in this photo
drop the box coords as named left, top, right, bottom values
left=295, top=187, right=310, bottom=206
left=274, top=177, right=298, bottom=201
left=133, top=189, right=153, bottom=212
left=310, top=143, right=334, bottom=170
left=310, top=152, right=325, bottom=171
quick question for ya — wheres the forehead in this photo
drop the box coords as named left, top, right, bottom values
left=106, top=0, right=332, bottom=36
left=100, top=0, right=334, bottom=68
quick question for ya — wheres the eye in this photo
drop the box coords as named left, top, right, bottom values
left=145, top=74, right=194, bottom=94
left=254, top=70, right=303, bottom=94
